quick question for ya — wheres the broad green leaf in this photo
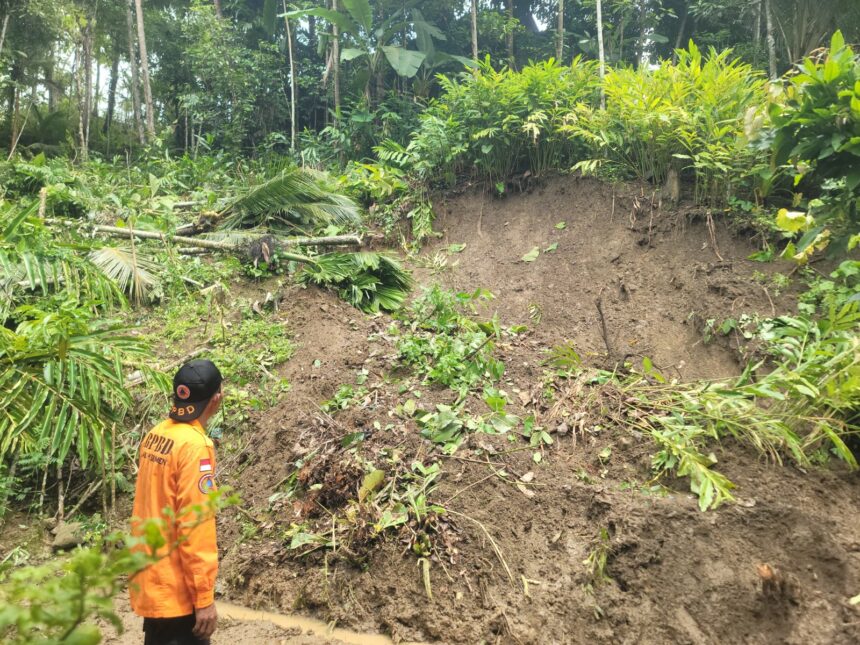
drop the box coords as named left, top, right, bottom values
left=544, top=242, right=558, bottom=253
left=342, top=0, right=372, bottom=32
left=63, top=624, right=102, bottom=645
left=830, top=30, right=845, bottom=55
left=289, top=532, right=325, bottom=549
left=286, top=8, right=355, bottom=34
left=381, top=46, right=426, bottom=78
left=775, top=209, right=811, bottom=234
left=358, top=469, right=385, bottom=501
left=521, top=247, right=540, bottom=262
left=341, top=47, right=367, bottom=61
left=555, top=221, right=566, bottom=229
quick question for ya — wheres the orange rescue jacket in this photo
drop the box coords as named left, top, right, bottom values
left=129, top=418, right=218, bottom=618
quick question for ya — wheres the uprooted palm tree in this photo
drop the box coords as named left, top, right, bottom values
left=215, top=166, right=361, bottom=232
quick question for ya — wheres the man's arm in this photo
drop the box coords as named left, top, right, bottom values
left=174, top=441, right=219, bottom=628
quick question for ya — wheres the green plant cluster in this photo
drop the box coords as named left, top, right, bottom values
left=395, top=286, right=503, bottom=397
left=769, top=31, right=860, bottom=258
left=209, top=316, right=294, bottom=386
left=586, top=43, right=766, bottom=205
left=372, top=45, right=765, bottom=210
left=413, top=386, right=521, bottom=455
left=382, top=56, right=600, bottom=190
left=580, top=294, right=860, bottom=512
left=300, top=252, right=414, bottom=313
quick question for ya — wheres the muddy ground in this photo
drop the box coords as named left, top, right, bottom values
left=211, top=177, right=860, bottom=644
left=7, top=176, right=857, bottom=644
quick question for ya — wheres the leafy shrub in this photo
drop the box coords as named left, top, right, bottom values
left=770, top=31, right=860, bottom=258
left=396, top=286, right=503, bottom=396
left=799, top=261, right=860, bottom=314
left=300, top=252, right=414, bottom=313
left=612, top=299, right=860, bottom=511
left=382, top=45, right=764, bottom=209
left=574, top=42, right=766, bottom=205
left=0, top=303, right=159, bottom=483
left=220, top=166, right=361, bottom=232
left=406, top=56, right=601, bottom=187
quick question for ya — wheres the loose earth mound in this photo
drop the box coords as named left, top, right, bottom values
left=212, top=177, right=860, bottom=644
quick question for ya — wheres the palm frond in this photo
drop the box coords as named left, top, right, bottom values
left=0, top=200, right=127, bottom=316
left=88, top=246, right=160, bottom=305
left=221, top=166, right=361, bottom=232
left=300, top=252, right=413, bottom=313
left=0, top=317, right=159, bottom=471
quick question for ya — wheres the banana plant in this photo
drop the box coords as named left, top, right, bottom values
left=288, top=0, right=444, bottom=103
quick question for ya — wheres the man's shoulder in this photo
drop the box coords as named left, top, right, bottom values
left=149, top=419, right=213, bottom=449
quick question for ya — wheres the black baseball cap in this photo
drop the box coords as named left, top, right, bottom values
left=169, top=359, right=223, bottom=422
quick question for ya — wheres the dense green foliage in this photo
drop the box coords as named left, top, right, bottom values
left=3, top=1, right=859, bottom=157
left=1, top=0, right=860, bottom=639
left=770, top=32, right=860, bottom=257
left=299, top=251, right=413, bottom=312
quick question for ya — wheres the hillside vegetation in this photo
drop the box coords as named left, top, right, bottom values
left=1, top=0, right=859, bottom=641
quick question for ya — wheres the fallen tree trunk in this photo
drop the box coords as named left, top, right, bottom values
left=92, top=225, right=361, bottom=250
left=91, top=226, right=362, bottom=264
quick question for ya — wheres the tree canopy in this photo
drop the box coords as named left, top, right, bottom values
left=2, top=0, right=858, bottom=157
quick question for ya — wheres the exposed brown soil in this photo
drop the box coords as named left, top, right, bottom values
left=11, top=176, right=856, bottom=644
left=211, top=177, right=860, bottom=644
left=429, top=177, right=794, bottom=380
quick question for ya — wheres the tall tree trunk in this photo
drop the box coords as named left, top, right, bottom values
left=283, top=0, right=296, bottom=150
left=46, top=58, right=59, bottom=111
left=505, top=0, right=514, bottom=68
left=82, top=23, right=93, bottom=157
left=126, top=0, right=145, bottom=144
left=636, top=0, right=647, bottom=69
left=470, top=0, right=478, bottom=61
left=103, top=47, right=120, bottom=136
left=765, top=0, right=778, bottom=80
left=596, top=0, right=606, bottom=109
left=673, top=1, right=688, bottom=61
left=76, top=43, right=88, bottom=161
left=0, top=13, right=9, bottom=59
left=754, top=0, right=762, bottom=49
left=93, top=48, right=100, bottom=120
left=332, top=0, right=341, bottom=121
left=9, top=81, right=18, bottom=153
left=134, top=0, right=156, bottom=140
left=308, top=15, right=317, bottom=52
left=556, top=0, right=564, bottom=62
left=213, top=0, right=222, bottom=18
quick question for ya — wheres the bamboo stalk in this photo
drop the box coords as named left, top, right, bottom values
left=110, top=423, right=117, bottom=522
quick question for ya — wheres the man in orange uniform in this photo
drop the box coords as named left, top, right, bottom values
left=130, top=359, right=223, bottom=644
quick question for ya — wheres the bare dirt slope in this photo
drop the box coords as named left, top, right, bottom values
left=216, top=177, right=860, bottom=644
left=430, top=177, right=789, bottom=380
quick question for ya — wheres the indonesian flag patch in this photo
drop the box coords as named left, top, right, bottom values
left=199, top=458, right=213, bottom=473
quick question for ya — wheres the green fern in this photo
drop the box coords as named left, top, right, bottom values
left=0, top=201, right=126, bottom=319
